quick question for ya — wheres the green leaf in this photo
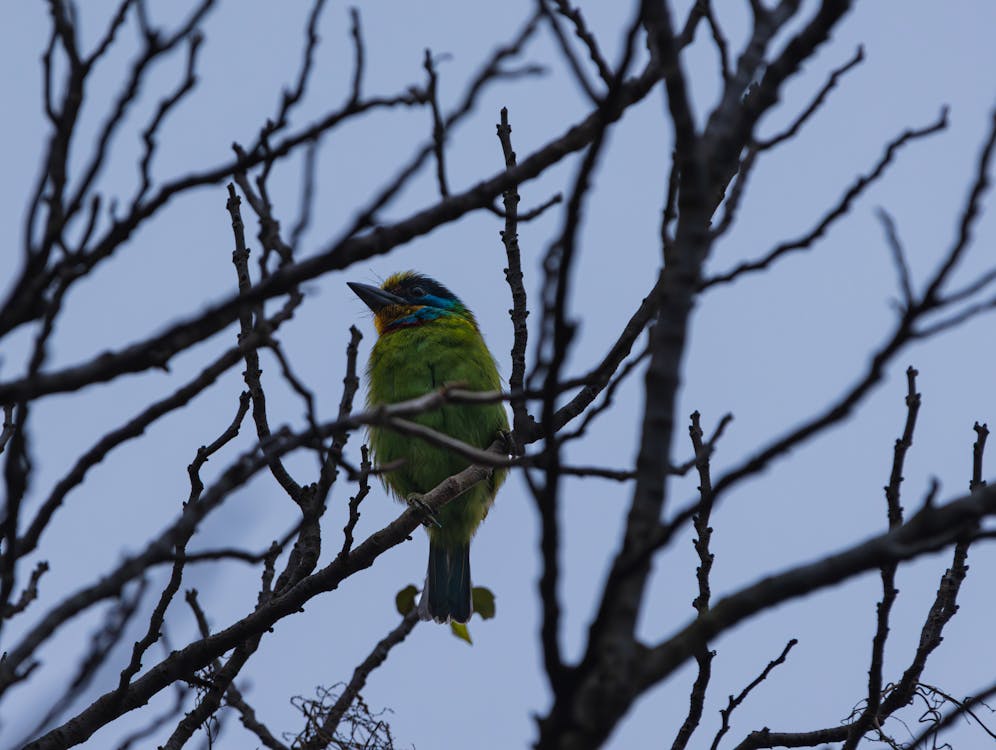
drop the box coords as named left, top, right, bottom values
left=471, top=586, right=496, bottom=620
left=450, top=621, right=473, bottom=645
left=395, top=585, right=418, bottom=616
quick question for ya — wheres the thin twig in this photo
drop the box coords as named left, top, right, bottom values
left=670, top=411, right=720, bottom=750
left=2, top=560, right=49, bottom=620
left=755, top=45, right=864, bottom=150
left=924, top=106, right=996, bottom=304
left=907, top=680, right=996, bottom=748
left=296, top=611, right=418, bottom=750
left=347, top=7, right=364, bottom=104
left=550, top=0, right=613, bottom=87
left=710, top=639, right=798, bottom=750
left=843, top=367, right=921, bottom=748
left=423, top=49, right=450, bottom=198
left=226, top=184, right=304, bottom=503
left=0, top=405, right=15, bottom=455
left=704, top=109, right=949, bottom=290
left=496, top=107, right=536, bottom=449
left=114, top=392, right=251, bottom=699
left=540, top=0, right=601, bottom=103
left=877, top=207, right=914, bottom=311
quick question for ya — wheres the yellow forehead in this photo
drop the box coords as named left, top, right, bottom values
left=381, top=271, right=417, bottom=293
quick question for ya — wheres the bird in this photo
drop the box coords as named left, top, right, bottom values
left=348, top=271, right=508, bottom=623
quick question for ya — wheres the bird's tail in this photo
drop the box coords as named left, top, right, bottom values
left=420, top=540, right=472, bottom=624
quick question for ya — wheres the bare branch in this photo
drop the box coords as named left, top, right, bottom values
left=540, top=0, right=602, bottom=104
left=528, top=9, right=646, bottom=706
left=642, top=482, right=996, bottom=701
left=165, top=591, right=269, bottom=750
left=754, top=45, right=864, bottom=150
left=703, top=109, right=948, bottom=290
left=842, top=367, right=921, bottom=748
left=288, top=139, right=319, bottom=254
left=337, top=446, right=372, bottom=561
left=556, top=336, right=650, bottom=444
left=64, top=0, right=217, bottom=233
left=496, top=107, right=536, bottom=449
left=226, top=689, right=289, bottom=750
left=0, top=57, right=667, bottom=405
left=133, top=31, right=203, bottom=207
left=423, top=49, right=450, bottom=198
left=699, top=1, right=732, bottom=81
left=113, top=667, right=187, bottom=750
left=260, top=0, right=327, bottom=144
left=24, top=441, right=499, bottom=748
left=877, top=207, right=915, bottom=311
left=17, top=579, right=147, bottom=747
left=226, top=184, right=305, bottom=502
left=114, top=392, right=251, bottom=700
left=0, top=405, right=14, bottom=455
left=296, top=611, right=418, bottom=750
left=17, top=294, right=300, bottom=562
left=550, top=0, right=613, bottom=88
left=6, top=5, right=996, bottom=750
left=2, top=560, right=49, bottom=620
left=347, top=7, right=365, bottom=104
left=670, top=411, right=722, bottom=750
left=709, top=639, right=798, bottom=750
left=924, top=105, right=996, bottom=304
left=906, top=680, right=996, bottom=749
left=84, top=0, right=135, bottom=70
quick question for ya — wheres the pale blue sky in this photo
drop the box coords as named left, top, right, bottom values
left=2, top=2, right=996, bottom=748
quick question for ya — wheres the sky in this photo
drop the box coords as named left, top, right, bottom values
left=2, top=1, right=996, bottom=749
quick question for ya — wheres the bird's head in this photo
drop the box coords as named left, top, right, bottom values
left=348, top=271, right=476, bottom=335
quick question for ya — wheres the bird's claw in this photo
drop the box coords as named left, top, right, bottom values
left=497, top=429, right=517, bottom=456
left=406, top=493, right=442, bottom=528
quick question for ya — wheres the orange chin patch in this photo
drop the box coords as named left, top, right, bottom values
left=373, top=303, right=424, bottom=335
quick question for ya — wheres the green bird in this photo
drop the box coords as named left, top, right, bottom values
left=349, top=271, right=508, bottom=623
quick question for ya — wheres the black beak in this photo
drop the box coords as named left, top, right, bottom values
left=347, top=281, right=407, bottom=312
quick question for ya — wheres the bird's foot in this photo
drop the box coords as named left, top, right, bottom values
left=497, top=429, right=517, bottom=456
left=406, top=493, right=442, bottom=529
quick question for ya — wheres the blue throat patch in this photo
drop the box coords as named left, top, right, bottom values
left=384, top=295, right=462, bottom=332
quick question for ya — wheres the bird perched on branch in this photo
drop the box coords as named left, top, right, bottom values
left=349, top=271, right=508, bottom=624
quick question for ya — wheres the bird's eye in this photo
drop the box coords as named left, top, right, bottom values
left=410, top=286, right=426, bottom=297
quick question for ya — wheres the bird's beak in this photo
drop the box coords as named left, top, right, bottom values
left=347, top=281, right=407, bottom=312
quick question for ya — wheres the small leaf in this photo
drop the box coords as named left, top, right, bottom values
left=471, top=586, right=496, bottom=620
left=450, top=621, right=473, bottom=645
left=395, top=585, right=418, bottom=616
